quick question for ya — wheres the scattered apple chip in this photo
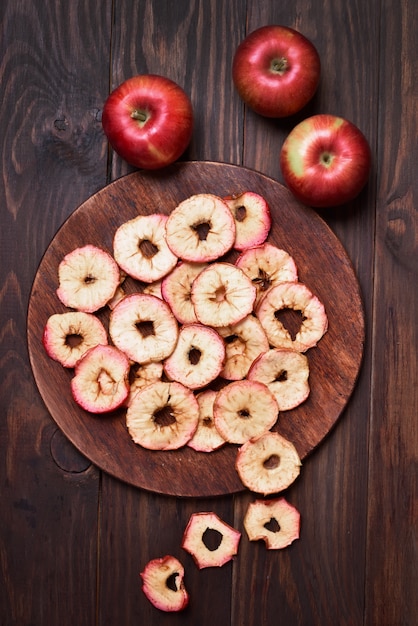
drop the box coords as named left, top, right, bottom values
left=127, top=361, right=164, bottom=406
left=181, top=512, right=241, bottom=569
left=140, top=555, right=189, bottom=612
left=243, top=497, right=300, bottom=549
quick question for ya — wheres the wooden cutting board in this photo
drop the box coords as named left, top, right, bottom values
left=27, top=161, right=365, bottom=497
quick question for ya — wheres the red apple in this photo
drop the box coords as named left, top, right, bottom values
left=102, top=74, right=193, bottom=169
left=280, top=114, right=371, bottom=207
left=232, top=25, right=320, bottom=118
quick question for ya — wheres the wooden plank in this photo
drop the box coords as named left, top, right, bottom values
left=0, top=1, right=111, bottom=624
left=366, top=1, right=418, bottom=624
left=232, top=0, right=379, bottom=623
left=96, top=1, right=247, bottom=624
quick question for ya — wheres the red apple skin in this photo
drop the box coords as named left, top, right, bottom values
left=280, top=114, right=372, bottom=208
left=102, top=74, right=193, bottom=170
left=232, top=25, right=320, bottom=118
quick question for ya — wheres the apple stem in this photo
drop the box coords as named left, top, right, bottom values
left=131, top=109, right=148, bottom=123
left=271, top=57, right=288, bottom=75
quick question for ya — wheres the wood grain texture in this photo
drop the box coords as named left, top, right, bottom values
left=366, top=1, right=418, bottom=624
left=0, top=1, right=110, bottom=624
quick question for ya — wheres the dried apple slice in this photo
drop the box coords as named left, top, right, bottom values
left=236, top=431, right=301, bottom=495
left=213, top=380, right=278, bottom=444
left=181, top=512, right=241, bottom=569
left=163, top=323, right=225, bottom=390
left=161, top=261, right=208, bottom=324
left=126, top=381, right=199, bottom=450
left=70, top=344, right=130, bottom=413
left=235, top=243, right=298, bottom=305
left=56, top=244, right=120, bottom=313
left=243, top=497, right=300, bottom=549
left=248, top=348, right=310, bottom=410
left=223, top=191, right=271, bottom=250
left=43, top=311, right=108, bottom=368
left=109, top=293, right=178, bottom=364
left=127, top=361, right=164, bottom=406
left=187, top=389, right=226, bottom=452
left=165, top=193, right=236, bottom=262
left=256, top=281, right=328, bottom=352
left=140, top=555, right=189, bottom=612
left=113, top=213, right=178, bottom=283
left=217, top=315, right=269, bottom=380
left=191, top=262, right=256, bottom=327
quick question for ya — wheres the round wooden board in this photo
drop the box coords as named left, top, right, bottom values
left=27, top=161, right=365, bottom=498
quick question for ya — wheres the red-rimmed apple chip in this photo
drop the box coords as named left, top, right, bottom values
left=70, top=344, right=130, bottom=414
left=191, top=262, right=256, bottom=327
left=223, top=191, right=271, bottom=251
left=43, top=311, right=108, bottom=368
left=113, top=213, right=178, bottom=283
left=213, top=380, right=278, bottom=444
left=217, top=315, right=269, bottom=380
left=165, top=193, right=236, bottom=262
left=140, top=555, right=189, bottom=612
left=248, top=347, right=310, bottom=410
left=236, top=431, right=301, bottom=495
left=187, top=390, right=226, bottom=453
left=126, top=381, right=199, bottom=450
left=163, top=323, right=225, bottom=390
left=243, top=497, right=301, bottom=549
left=161, top=261, right=208, bottom=324
left=235, top=243, right=298, bottom=306
left=109, top=293, right=178, bottom=364
left=256, top=281, right=328, bottom=352
left=182, top=512, right=241, bottom=569
left=56, top=244, right=120, bottom=313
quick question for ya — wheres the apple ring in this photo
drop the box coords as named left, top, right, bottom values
left=213, top=380, right=279, bottom=444
left=126, top=381, right=199, bottom=450
left=163, top=323, right=225, bottom=390
left=256, top=281, right=328, bottom=352
left=109, top=293, right=178, bottom=364
left=181, top=512, right=241, bottom=569
left=217, top=315, right=269, bottom=380
left=191, top=262, right=256, bottom=327
left=165, top=193, right=236, bottom=262
left=113, top=213, right=178, bottom=283
left=235, top=431, right=301, bottom=495
left=43, top=311, right=108, bottom=368
left=248, top=348, right=310, bottom=411
left=243, top=497, right=300, bottom=549
left=56, top=244, right=120, bottom=313
left=235, top=243, right=298, bottom=305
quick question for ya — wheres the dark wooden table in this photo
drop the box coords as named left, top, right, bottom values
left=1, top=1, right=417, bottom=625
